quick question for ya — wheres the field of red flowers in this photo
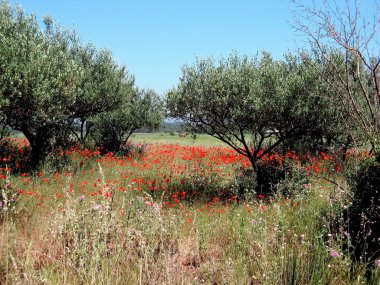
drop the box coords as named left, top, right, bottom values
left=1, top=136, right=379, bottom=284
left=1, top=136, right=371, bottom=211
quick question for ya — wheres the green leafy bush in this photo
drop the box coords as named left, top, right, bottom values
left=233, top=168, right=258, bottom=199
left=346, top=157, right=380, bottom=264
left=256, top=160, right=286, bottom=196
left=276, top=164, right=310, bottom=198
left=93, top=89, right=164, bottom=154
left=233, top=160, right=310, bottom=200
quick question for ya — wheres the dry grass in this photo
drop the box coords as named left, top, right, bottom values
left=1, top=140, right=379, bottom=284
left=1, top=178, right=376, bottom=284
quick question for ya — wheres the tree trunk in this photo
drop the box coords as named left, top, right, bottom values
left=80, top=119, right=86, bottom=145
left=22, top=127, right=52, bottom=170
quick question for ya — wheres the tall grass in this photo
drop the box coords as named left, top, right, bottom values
left=1, top=175, right=375, bottom=284
left=1, top=138, right=379, bottom=284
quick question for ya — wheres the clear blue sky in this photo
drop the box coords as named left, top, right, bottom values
left=13, top=0, right=305, bottom=95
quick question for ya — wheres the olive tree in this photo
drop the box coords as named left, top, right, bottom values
left=68, top=43, right=134, bottom=145
left=0, top=2, right=81, bottom=167
left=167, top=52, right=336, bottom=171
left=0, top=1, right=132, bottom=167
left=93, top=88, right=164, bottom=153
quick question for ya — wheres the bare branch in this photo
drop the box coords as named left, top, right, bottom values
left=291, top=0, right=380, bottom=144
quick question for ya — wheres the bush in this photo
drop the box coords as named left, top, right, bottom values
left=233, top=168, right=257, bottom=200
left=0, top=138, right=31, bottom=173
left=233, top=160, right=310, bottom=200
left=118, top=142, right=149, bottom=158
left=276, top=164, right=310, bottom=198
left=256, top=159, right=288, bottom=196
left=346, top=156, right=380, bottom=264
left=281, top=136, right=325, bottom=154
left=92, top=119, right=123, bottom=154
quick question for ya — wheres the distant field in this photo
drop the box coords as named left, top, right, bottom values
left=7, top=131, right=226, bottom=147
left=130, top=132, right=226, bottom=146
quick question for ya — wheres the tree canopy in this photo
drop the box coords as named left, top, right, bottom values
left=167, top=52, right=340, bottom=170
left=0, top=1, right=162, bottom=168
left=93, top=88, right=164, bottom=153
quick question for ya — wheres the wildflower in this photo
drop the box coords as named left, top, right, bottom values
left=375, top=259, right=380, bottom=268
left=93, top=204, right=102, bottom=211
left=303, top=183, right=311, bottom=189
left=79, top=195, right=86, bottom=202
left=330, top=250, right=340, bottom=258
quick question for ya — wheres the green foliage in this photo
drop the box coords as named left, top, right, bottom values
left=0, top=1, right=143, bottom=168
left=1, top=3, right=95, bottom=165
left=93, top=89, right=164, bottom=153
left=233, top=160, right=310, bottom=200
left=276, top=164, right=310, bottom=198
left=232, top=168, right=258, bottom=199
left=167, top=52, right=339, bottom=173
left=68, top=43, right=134, bottom=145
left=346, top=158, right=380, bottom=264
left=0, top=2, right=79, bottom=166
left=0, top=114, right=9, bottom=139
left=256, top=160, right=288, bottom=195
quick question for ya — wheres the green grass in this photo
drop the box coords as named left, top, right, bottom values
left=1, top=135, right=379, bottom=284
left=2, top=173, right=372, bottom=284
left=7, top=131, right=228, bottom=146
left=130, top=132, right=226, bottom=147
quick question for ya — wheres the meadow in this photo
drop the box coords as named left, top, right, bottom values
left=130, top=132, right=225, bottom=147
left=0, top=134, right=379, bottom=284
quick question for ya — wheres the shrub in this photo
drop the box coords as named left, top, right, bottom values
left=233, top=160, right=310, bottom=200
left=233, top=167, right=257, bottom=200
left=346, top=156, right=380, bottom=264
left=280, top=135, right=325, bottom=155
left=255, top=159, right=290, bottom=197
left=118, top=142, right=149, bottom=158
left=0, top=138, right=31, bottom=173
left=276, top=164, right=310, bottom=198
